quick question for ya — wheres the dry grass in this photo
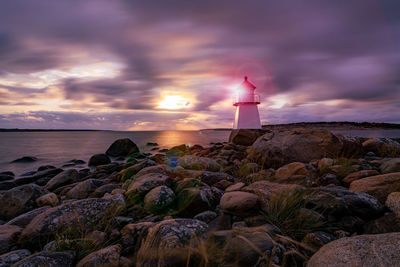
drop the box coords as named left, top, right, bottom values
left=262, top=190, right=327, bottom=240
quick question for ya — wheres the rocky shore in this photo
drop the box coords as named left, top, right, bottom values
left=1, top=127, right=400, bottom=266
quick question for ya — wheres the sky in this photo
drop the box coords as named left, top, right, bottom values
left=0, top=0, right=399, bottom=130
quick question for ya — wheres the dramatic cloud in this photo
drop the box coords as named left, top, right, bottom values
left=0, top=0, right=399, bottom=129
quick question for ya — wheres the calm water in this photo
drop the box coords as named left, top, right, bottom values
left=1, top=129, right=400, bottom=176
left=0, top=130, right=230, bottom=176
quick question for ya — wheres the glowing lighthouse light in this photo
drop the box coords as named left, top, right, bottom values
left=233, top=76, right=261, bottom=129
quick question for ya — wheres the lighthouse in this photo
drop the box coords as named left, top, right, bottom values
left=233, top=76, right=261, bottom=129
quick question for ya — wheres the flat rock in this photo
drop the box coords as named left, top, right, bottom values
left=349, top=172, right=400, bottom=203
left=307, top=233, right=400, bottom=267
left=247, top=128, right=361, bottom=168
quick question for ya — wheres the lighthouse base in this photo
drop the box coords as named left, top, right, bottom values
left=233, top=104, right=261, bottom=129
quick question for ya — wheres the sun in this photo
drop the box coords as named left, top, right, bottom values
left=157, top=95, right=191, bottom=110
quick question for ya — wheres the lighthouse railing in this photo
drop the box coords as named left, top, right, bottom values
left=233, top=94, right=260, bottom=104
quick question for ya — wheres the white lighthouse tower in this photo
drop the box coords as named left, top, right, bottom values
left=233, top=76, right=261, bottom=129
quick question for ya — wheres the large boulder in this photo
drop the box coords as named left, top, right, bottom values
left=0, top=225, right=22, bottom=254
left=362, top=138, right=400, bottom=157
left=88, top=154, right=111, bottom=167
left=380, top=158, right=400, bottom=174
left=307, top=233, right=400, bottom=267
left=274, top=162, right=316, bottom=180
left=307, top=187, right=384, bottom=220
left=0, top=249, right=31, bottom=267
left=77, top=244, right=121, bottom=267
left=0, top=184, right=48, bottom=220
left=349, top=172, right=400, bottom=203
left=143, top=186, right=175, bottom=214
left=125, top=173, right=172, bottom=204
left=247, top=128, right=361, bottom=168
left=136, top=219, right=208, bottom=266
left=11, top=251, right=75, bottom=267
left=19, top=197, right=124, bottom=249
left=220, top=191, right=259, bottom=216
left=106, top=138, right=139, bottom=157
left=45, top=169, right=78, bottom=191
left=178, top=155, right=221, bottom=172
left=176, top=186, right=222, bottom=217
left=228, top=129, right=265, bottom=146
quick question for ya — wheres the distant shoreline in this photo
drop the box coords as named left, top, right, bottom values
left=1, top=121, right=400, bottom=132
left=261, top=121, right=400, bottom=130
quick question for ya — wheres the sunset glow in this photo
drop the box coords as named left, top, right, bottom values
left=0, top=1, right=399, bottom=130
left=157, top=95, right=191, bottom=110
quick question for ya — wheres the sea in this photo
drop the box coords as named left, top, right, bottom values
left=1, top=129, right=400, bottom=176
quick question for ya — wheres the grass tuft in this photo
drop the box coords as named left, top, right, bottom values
left=262, top=189, right=328, bottom=240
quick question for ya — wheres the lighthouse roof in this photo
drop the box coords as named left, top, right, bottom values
left=241, top=76, right=256, bottom=90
